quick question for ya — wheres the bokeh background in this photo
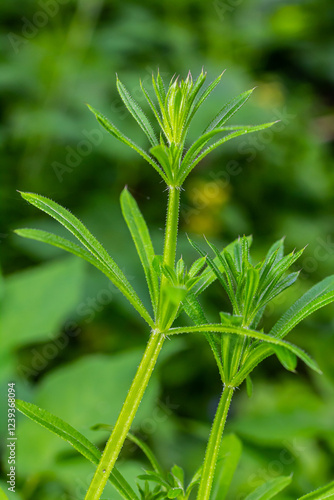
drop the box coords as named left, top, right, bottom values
left=1, top=0, right=334, bottom=498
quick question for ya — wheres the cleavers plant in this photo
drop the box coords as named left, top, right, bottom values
left=15, top=70, right=334, bottom=500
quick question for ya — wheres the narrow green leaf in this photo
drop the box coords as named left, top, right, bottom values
left=203, top=88, right=255, bottom=134
left=182, top=292, right=223, bottom=381
left=152, top=254, right=163, bottom=277
left=152, top=75, right=172, bottom=140
left=87, top=104, right=168, bottom=182
left=262, top=271, right=299, bottom=305
left=187, top=70, right=207, bottom=105
left=137, top=471, right=168, bottom=487
left=15, top=228, right=109, bottom=270
left=156, top=71, right=167, bottom=102
left=178, top=126, right=244, bottom=184
left=179, top=122, right=277, bottom=184
left=233, top=237, right=243, bottom=273
left=244, top=475, right=292, bottom=500
left=150, top=144, right=174, bottom=181
left=273, top=345, right=297, bottom=372
left=186, top=467, right=202, bottom=496
left=189, top=238, right=238, bottom=312
left=92, top=423, right=164, bottom=477
left=241, top=235, right=251, bottom=272
left=19, top=192, right=154, bottom=328
left=205, top=238, right=237, bottom=292
left=193, top=236, right=252, bottom=297
left=161, top=264, right=177, bottom=285
left=187, top=72, right=224, bottom=124
left=258, top=248, right=304, bottom=304
left=128, top=433, right=165, bottom=477
left=167, top=324, right=322, bottom=374
left=261, top=238, right=285, bottom=271
left=171, top=465, right=184, bottom=487
left=140, top=80, right=164, bottom=130
left=183, top=291, right=207, bottom=324
left=116, top=78, right=158, bottom=146
left=15, top=400, right=139, bottom=500
left=270, top=275, right=334, bottom=339
left=221, top=330, right=237, bottom=384
left=0, top=487, right=9, bottom=500
left=223, top=249, right=239, bottom=283
left=120, top=188, right=159, bottom=317
left=243, top=268, right=260, bottom=321
left=298, top=480, right=334, bottom=499
left=189, top=256, right=207, bottom=277
left=168, top=488, right=183, bottom=498
left=212, top=434, right=243, bottom=500
left=231, top=344, right=273, bottom=387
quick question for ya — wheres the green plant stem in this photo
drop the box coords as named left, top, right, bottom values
left=196, top=386, right=234, bottom=500
left=163, top=186, right=180, bottom=268
left=84, top=330, right=165, bottom=500
left=85, top=186, right=181, bottom=500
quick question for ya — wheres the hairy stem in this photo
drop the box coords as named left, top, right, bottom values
left=196, top=386, right=234, bottom=500
left=163, top=186, right=180, bottom=268
left=84, top=330, right=165, bottom=500
left=85, top=186, right=181, bottom=500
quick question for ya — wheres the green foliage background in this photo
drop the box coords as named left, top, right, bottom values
left=1, top=0, right=334, bottom=498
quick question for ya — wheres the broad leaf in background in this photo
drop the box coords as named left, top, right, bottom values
left=229, top=379, right=331, bottom=445
left=1, top=257, right=84, bottom=352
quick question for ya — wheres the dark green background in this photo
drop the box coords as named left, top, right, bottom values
left=1, top=0, right=334, bottom=498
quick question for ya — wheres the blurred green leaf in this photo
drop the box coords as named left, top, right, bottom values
left=0, top=486, right=9, bottom=500
left=1, top=257, right=84, bottom=352
left=244, top=475, right=292, bottom=499
left=212, top=433, right=242, bottom=500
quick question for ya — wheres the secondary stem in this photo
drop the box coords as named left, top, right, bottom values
left=196, top=386, right=234, bottom=500
left=84, top=330, right=165, bottom=500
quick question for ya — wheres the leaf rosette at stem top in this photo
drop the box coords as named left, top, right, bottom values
left=88, top=70, right=277, bottom=187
